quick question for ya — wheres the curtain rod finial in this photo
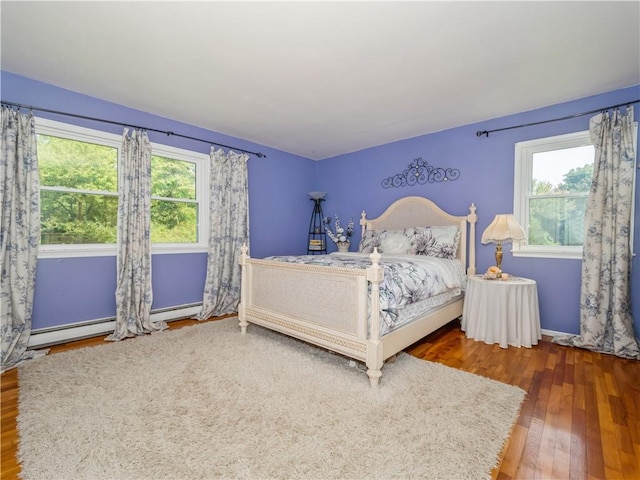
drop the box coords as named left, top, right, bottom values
left=476, top=130, right=489, bottom=138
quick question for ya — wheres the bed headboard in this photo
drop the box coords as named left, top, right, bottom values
left=359, top=196, right=477, bottom=276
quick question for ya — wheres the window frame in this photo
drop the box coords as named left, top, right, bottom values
left=36, top=117, right=209, bottom=258
left=513, top=130, right=593, bottom=260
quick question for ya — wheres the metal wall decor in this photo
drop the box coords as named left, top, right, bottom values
left=381, top=158, right=460, bottom=189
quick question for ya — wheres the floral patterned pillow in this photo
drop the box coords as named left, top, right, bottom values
left=360, top=225, right=460, bottom=258
left=408, top=226, right=460, bottom=259
left=359, top=229, right=412, bottom=254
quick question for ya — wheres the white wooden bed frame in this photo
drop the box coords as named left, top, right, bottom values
left=238, top=196, right=477, bottom=387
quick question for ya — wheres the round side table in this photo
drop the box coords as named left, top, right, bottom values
left=461, top=275, right=541, bottom=348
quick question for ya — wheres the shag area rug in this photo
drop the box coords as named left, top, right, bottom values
left=18, top=318, right=525, bottom=480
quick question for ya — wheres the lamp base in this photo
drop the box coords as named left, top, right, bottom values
left=495, top=241, right=503, bottom=278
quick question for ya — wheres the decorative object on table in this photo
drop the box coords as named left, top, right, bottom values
left=484, top=269, right=510, bottom=281
left=381, top=157, right=460, bottom=188
left=324, top=215, right=354, bottom=252
left=481, top=214, right=526, bottom=278
left=307, top=192, right=327, bottom=254
left=483, top=265, right=501, bottom=280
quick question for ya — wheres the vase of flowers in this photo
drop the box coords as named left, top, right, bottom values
left=336, top=241, right=350, bottom=252
left=324, top=215, right=354, bottom=252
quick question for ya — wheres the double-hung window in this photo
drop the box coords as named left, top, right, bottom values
left=513, top=131, right=594, bottom=259
left=36, top=117, right=209, bottom=257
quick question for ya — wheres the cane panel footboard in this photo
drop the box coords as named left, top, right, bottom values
left=242, top=259, right=371, bottom=360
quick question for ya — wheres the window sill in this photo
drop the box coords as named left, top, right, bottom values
left=38, top=244, right=208, bottom=259
left=512, top=247, right=582, bottom=260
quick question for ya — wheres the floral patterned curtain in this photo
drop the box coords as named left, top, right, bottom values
left=197, top=148, right=249, bottom=319
left=108, top=129, right=165, bottom=341
left=1, top=107, right=40, bottom=370
left=555, top=107, right=639, bottom=359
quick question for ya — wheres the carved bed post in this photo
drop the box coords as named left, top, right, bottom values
left=366, top=248, right=384, bottom=387
left=238, top=244, right=249, bottom=334
left=467, top=204, right=477, bottom=276
left=359, top=210, right=367, bottom=239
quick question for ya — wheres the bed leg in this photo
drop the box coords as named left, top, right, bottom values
left=238, top=298, right=248, bottom=334
left=239, top=244, right=250, bottom=335
left=367, top=368, right=382, bottom=387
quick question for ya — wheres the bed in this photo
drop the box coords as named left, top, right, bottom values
left=238, top=196, right=478, bottom=386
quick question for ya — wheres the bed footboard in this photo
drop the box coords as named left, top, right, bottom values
left=238, top=245, right=386, bottom=386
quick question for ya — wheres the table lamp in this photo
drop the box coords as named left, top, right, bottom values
left=481, top=214, right=526, bottom=276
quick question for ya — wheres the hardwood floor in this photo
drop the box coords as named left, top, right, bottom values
left=2, top=317, right=639, bottom=479
left=406, top=321, right=640, bottom=480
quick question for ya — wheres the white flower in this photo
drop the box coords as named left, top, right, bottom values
left=323, top=215, right=354, bottom=244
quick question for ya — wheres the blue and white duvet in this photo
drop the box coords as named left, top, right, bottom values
left=265, top=252, right=467, bottom=335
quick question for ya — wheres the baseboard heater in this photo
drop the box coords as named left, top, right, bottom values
left=27, top=303, right=203, bottom=349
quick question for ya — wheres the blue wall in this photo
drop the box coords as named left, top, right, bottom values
left=3, top=71, right=639, bottom=338
left=315, top=86, right=640, bottom=336
left=2, top=71, right=317, bottom=330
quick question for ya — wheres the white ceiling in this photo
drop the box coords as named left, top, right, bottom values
left=2, top=1, right=639, bottom=160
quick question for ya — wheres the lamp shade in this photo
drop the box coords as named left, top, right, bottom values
left=308, top=191, right=327, bottom=200
left=481, top=214, right=526, bottom=244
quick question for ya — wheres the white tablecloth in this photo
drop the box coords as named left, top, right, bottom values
left=461, top=275, right=541, bottom=348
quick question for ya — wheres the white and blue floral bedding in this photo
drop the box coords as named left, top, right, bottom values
left=264, top=252, right=467, bottom=335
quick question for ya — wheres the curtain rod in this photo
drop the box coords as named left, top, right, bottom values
left=476, top=99, right=640, bottom=138
left=0, top=100, right=266, bottom=158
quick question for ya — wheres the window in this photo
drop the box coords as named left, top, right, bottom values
left=36, top=118, right=209, bottom=257
left=150, top=151, right=199, bottom=244
left=514, top=131, right=594, bottom=259
left=38, top=127, right=120, bottom=246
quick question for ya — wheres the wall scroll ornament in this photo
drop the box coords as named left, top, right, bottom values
left=381, top=158, right=460, bottom=189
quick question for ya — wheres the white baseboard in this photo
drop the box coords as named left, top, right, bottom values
left=540, top=328, right=571, bottom=338
left=28, top=305, right=202, bottom=349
